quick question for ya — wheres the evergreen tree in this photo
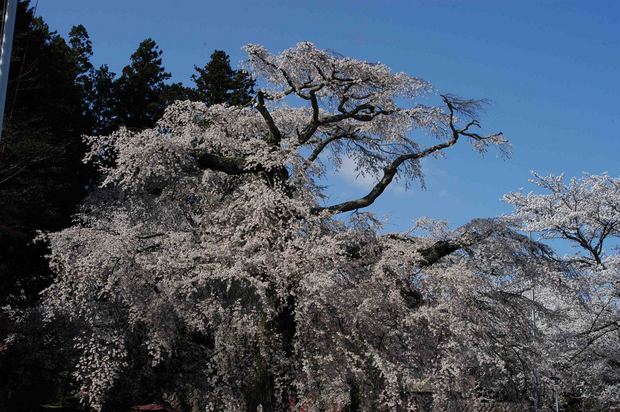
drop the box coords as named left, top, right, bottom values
left=68, top=24, right=100, bottom=134
left=114, top=38, right=171, bottom=129
left=68, top=24, right=93, bottom=76
left=85, top=64, right=117, bottom=135
left=0, top=1, right=89, bottom=306
left=192, top=50, right=254, bottom=106
left=68, top=25, right=120, bottom=136
left=0, top=2, right=92, bottom=409
left=161, top=81, right=195, bottom=106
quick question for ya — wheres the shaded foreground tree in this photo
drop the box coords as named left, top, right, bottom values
left=0, top=2, right=93, bottom=409
left=0, top=5, right=263, bottom=409
left=0, top=0, right=89, bottom=309
left=38, top=43, right=613, bottom=411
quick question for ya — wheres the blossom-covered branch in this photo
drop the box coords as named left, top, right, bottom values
left=317, top=95, right=505, bottom=213
left=41, top=43, right=577, bottom=411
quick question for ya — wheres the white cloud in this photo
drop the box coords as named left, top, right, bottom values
left=336, top=155, right=377, bottom=189
left=387, top=182, right=408, bottom=195
left=334, top=155, right=450, bottom=198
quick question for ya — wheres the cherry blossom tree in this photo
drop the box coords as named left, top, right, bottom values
left=505, top=173, right=620, bottom=407
left=39, top=42, right=567, bottom=411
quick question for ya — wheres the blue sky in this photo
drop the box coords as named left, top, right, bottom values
left=38, top=0, right=620, bottom=232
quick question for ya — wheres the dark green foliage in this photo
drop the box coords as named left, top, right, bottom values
left=68, top=24, right=110, bottom=135
left=0, top=2, right=91, bottom=409
left=0, top=2, right=256, bottom=408
left=0, top=312, right=82, bottom=412
left=0, top=0, right=88, bottom=308
left=161, top=81, right=195, bottom=106
left=192, top=50, right=254, bottom=106
left=2, top=4, right=85, bottom=140
left=85, top=64, right=117, bottom=135
left=113, top=38, right=171, bottom=129
left=68, top=24, right=93, bottom=77
left=0, top=5, right=252, bottom=311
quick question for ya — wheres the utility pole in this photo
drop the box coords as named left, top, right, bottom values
left=0, top=0, right=17, bottom=143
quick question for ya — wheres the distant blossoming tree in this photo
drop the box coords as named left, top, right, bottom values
left=42, top=42, right=575, bottom=411
left=505, top=173, right=620, bottom=406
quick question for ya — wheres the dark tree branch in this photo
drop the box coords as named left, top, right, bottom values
left=256, top=91, right=283, bottom=147
left=568, top=321, right=620, bottom=364
left=307, top=134, right=343, bottom=163
left=196, top=152, right=258, bottom=175
left=306, top=128, right=362, bottom=163
left=297, top=90, right=322, bottom=143
left=313, top=134, right=459, bottom=214
left=298, top=102, right=392, bottom=144
left=416, top=239, right=462, bottom=267
left=385, top=218, right=549, bottom=271
left=196, top=150, right=290, bottom=185
left=557, top=226, right=604, bottom=266
left=312, top=96, right=502, bottom=215
left=386, top=231, right=480, bottom=268
left=320, top=104, right=385, bottom=125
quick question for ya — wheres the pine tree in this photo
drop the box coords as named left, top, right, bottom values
left=192, top=50, right=254, bottom=106
left=114, top=38, right=171, bottom=129
left=68, top=24, right=93, bottom=76
left=86, top=64, right=117, bottom=135
left=161, top=81, right=195, bottom=107
left=68, top=24, right=100, bottom=134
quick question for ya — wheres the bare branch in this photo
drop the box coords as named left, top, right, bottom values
left=297, top=90, right=322, bottom=143
left=385, top=223, right=493, bottom=268
left=196, top=150, right=290, bottom=185
left=297, top=102, right=379, bottom=144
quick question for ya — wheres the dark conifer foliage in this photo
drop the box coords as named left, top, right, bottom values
left=0, top=1, right=89, bottom=308
left=0, top=2, right=91, bottom=409
left=85, top=64, right=117, bottom=135
left=0, top=2, right=255, bottom=408
left=192, top=50, right=255, bottom=106
left=68, top=24, right=93, bottom=77
left=161, top=81, right=196, bottom=108
left=113, top=38, right=171, bottom=129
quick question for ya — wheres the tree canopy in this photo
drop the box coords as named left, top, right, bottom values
left=113, top=38, right=171, bottom=129
left=38, top=42, right=620, bottom=411
left=1, top=5, right=618, bottom=410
